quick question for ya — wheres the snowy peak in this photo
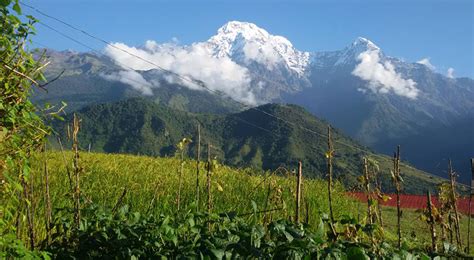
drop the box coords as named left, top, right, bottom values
left=351, top=37, right=380, bottom=51
left=334, top=37, right=381, bottom=66
left=207, top=21, right=310, bottom=75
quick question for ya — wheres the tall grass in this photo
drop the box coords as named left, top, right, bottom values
left=26, top=151, right=355, bottom=241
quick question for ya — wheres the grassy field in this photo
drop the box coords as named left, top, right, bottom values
left=27, top=151, right=473, bottom=255
left=381, top=206, right=473, bottom=255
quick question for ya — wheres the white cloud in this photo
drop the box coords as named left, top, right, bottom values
left=102, top=70, right=154, bottom=96
left=242, top=41, right=281, bottom=69
left=447, top=67, right=455, bottom=79
left=352, top=49, right=420, bottom=99
left=103, top=40, right=256, bottom=104
left=417, top=58, right=435, bottom=70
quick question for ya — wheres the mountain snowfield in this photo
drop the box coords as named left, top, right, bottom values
left=38, top=20, right=474, bottom=183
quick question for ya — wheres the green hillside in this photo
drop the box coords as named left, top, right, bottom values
left=53, top=98, right=445, bottom=194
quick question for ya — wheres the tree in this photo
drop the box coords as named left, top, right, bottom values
left=0, top=0, right=51, bottom=256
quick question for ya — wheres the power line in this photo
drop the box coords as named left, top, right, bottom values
left=23, top=3, right=468, bottom=188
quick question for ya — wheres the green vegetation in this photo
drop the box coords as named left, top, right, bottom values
left=0, top=1, right=53, bottom=257
left=54, top=98, right=446, bottom=194
left=1, top=2, right=472, bottom=258
left=19, top=151, right=471, bottom=257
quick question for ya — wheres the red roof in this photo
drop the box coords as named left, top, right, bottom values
left=347, top=192, right=473, bottom=216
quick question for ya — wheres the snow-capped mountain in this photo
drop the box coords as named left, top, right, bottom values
left=207, top=21, right=310, bottom=76
left=38, top=20, right=474, bottom=183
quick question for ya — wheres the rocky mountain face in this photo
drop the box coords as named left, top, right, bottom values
left=35, top=21, right=474, bottom=182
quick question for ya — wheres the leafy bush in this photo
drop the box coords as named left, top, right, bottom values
left=44, top=203, right=469, bottom=259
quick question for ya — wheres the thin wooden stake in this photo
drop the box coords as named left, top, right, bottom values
left=21, top=174, right=35, bottom=249
left=56, top=136, right=73, bottom=193
left=375, top=172, right=384, bottom=227
left=467, top=158, right=473, bottom=254
left=427, top=190, right=438, bottom=253
left=448, top=159, right=462, bottom=248
left=72, top=113, right=81, bottom=229
left=295, top=161, right=302, bottom=223
left=112, top=188, right=128, bottom=214
left=207, top=143, right=212, bottom=215
left=363, top=158, right=372, bottom=224
left=305, top=200, right=310, bottom=225
left=327, top=125, right=337, bottom=238
left=394, top=145, right=402, bottom=250
left=196, top=124, right=201, bottom=211
left=263, top=181, right=272, bottom=225
left=177, top=150, right=184, bottom=211
left=43, top=144, right=52, bottom=245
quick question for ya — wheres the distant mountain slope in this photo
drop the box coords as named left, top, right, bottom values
left=53, top=98, right=446, bottom=194
left=32, top=50, right=241, bottom=114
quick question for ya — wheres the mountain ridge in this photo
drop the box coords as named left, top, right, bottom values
left=52, top=98, right=448, bottom=194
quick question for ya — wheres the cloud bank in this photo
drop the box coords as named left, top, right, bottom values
left=417, top=58, right=435, bottom=70
left=242, top=41, right=281, bottom=69
left=352, top=50, right=420, bottom=99
left=102, top=70, right=154, bottom=96
left=103, top=40, right=256, bottom=104
left=447, top=67, right=455, bottom=79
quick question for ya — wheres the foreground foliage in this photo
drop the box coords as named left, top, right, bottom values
left=45, top=203, right=469, bottom=259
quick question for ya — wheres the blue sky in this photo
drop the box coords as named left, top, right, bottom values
left=23, top=0, right=473, bottom=77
